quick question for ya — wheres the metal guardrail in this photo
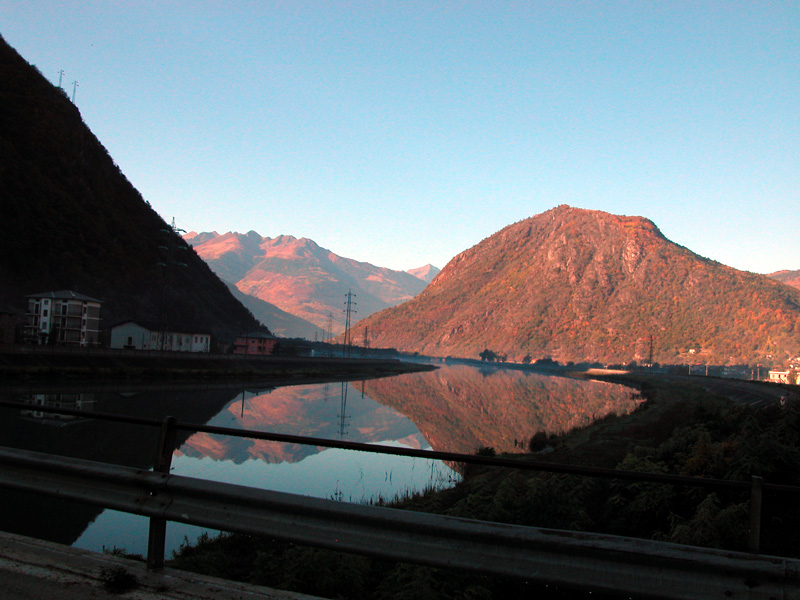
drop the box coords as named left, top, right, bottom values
left=2, top=400, right=800, bottom=598
left=2, top=400, right=800, bottom=553
left=2, top=445, right=800, bottom=600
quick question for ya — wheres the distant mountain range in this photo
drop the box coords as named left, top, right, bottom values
left=4, top=32, right=798, bottom=361
left=0, top=34, right=261, bottom=343
left=185, top=231, right=433, bottom=335
left=349, top=206, right=800, bottom=366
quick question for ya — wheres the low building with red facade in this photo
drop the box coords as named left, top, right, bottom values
left=234, top=331, right=278, bottom=356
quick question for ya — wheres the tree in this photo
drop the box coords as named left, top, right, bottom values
left=479, top=348, right=497, bottom=362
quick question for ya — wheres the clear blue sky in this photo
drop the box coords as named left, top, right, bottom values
left=2, top=1, right=798, bottom=273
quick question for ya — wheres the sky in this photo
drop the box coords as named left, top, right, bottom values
left=2, top=1, right=798, bottom=274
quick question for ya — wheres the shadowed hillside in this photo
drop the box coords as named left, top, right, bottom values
left=351, top=206, right=800, bottom=366
left=0, top=35, right=262, bottom=342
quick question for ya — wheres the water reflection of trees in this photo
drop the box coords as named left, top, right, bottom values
left=366, top=365, right=642, bottom=455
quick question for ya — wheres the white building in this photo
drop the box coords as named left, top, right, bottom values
left=24, top=290, right=102, bottom=346
left=109, top=321, right=211, bottom=353
left=769, top=370, right=799, bottom=385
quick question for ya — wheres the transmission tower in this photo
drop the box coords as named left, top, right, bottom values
left=71, top=80, right=79, bottom=103
left=337, top=381, right=351, bottom=438
left=57, top=70, right=65, bottom=89
left=362, top=325, right=369, bottom=350
left=342, top=290, right=357, bottom=357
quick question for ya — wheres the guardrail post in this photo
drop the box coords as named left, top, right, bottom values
left=748, top=475, right=762, bottom=553
left=147, top=416, right=177, bottom=571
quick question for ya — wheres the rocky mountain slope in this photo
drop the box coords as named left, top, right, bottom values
left=0, top=35, right=262, bottom=343
left=350, top=206, right=800, bottom=366
left=185, top=231, right=427, bottom=334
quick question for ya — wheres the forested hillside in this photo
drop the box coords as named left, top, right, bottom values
left=353, top=206, right=800, bottom=366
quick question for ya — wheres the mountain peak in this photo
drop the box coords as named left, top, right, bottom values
left=407, top=264, right=440, bottom=284
left=190, top=233, right=428, bottom=334
left=351, top=206, right=800, bottom=365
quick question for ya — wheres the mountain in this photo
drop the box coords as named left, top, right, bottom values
left=0, top=35, right=262, bottom=342
left=224, top=281, right=324, bottom=340
left=407, top=264, right=441, bottom=284
left=770, top=270, right=800, bottom=291
left=349, top=205, right=800, bottom=366
left=185, top=231, right=427, bottom=334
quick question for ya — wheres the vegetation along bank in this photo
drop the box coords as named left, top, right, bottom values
left=166, top=374, right=800, bottom=599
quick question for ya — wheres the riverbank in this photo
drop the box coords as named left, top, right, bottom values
left=167, top=372, right=800, bottom=599
left=0, top=346, right=436, bottom=384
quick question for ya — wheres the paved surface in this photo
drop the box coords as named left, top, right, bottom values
left=0, top=530, right=325, bottom=600
left=661, top=374, right=797, bottom=409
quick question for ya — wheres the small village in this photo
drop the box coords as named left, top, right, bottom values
left=2, top=289, right=278, bottom=357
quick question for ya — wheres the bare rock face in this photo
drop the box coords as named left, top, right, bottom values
left=352, top=205, right=800, bottom=365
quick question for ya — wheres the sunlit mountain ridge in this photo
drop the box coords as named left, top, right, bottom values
left=185, top=231, right=431, bottom=334
left=348, top=206, right=800, bottom=366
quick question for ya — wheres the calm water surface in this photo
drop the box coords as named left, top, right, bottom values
left=0, top=363, right=640, bottom=557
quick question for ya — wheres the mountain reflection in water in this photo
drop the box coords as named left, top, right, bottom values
left=366, top=364, right=642, bottom=454
left=0, top=364, right=639, bottom=556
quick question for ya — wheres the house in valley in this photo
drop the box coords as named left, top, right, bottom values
left=109, top=321, right=211, bottom=353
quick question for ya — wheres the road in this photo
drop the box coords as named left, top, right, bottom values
left=664, top=374, right=797, bottom=409
left=0, top=530, right=325, bottom=600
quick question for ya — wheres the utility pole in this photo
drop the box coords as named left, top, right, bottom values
left=648, top=334, right=654, bottom=370
left=343, top=290, right=356, bottom=357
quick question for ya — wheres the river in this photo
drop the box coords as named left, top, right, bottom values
left=0, top=363, right=640, bottom=558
